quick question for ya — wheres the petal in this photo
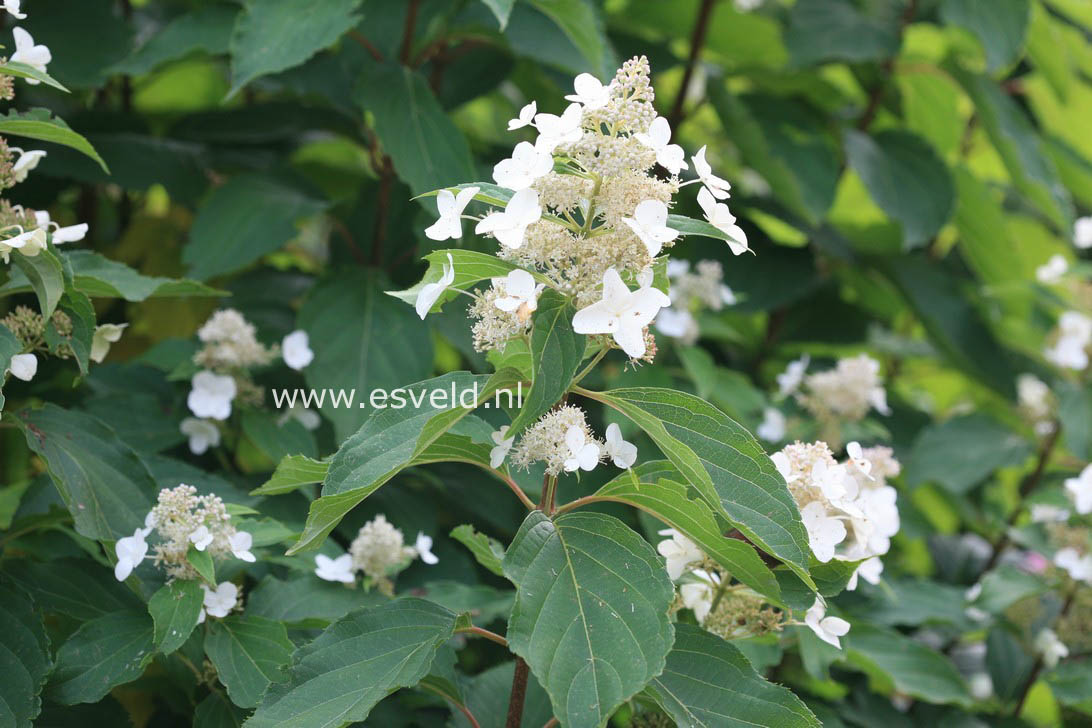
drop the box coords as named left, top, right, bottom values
left=613, top=324, right=647, bottom=359
left=572, top=301, right=618, bottom=334
left=434, top=189, right=455, bottom=217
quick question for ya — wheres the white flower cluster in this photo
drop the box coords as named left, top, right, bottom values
left=1016, top=373, right=1055, bottom=436
left=796, top=354, right=891, bottom=423
left=1045, top=310, right=1091, bottom=371
left=113, top=484, right=254, bottom=621
left=313, top=514, right=437, bottom=593
left=501, top=405, right=637, bottom=475
left=416, top=57, right=750, bottom=362
left=183, top=308, right=316, bottom=451
left=772, top=441, right=900, bottom=591
left=1075, top=216, right=1092, bottom=249
left=654, top=259, right=736, bottom=344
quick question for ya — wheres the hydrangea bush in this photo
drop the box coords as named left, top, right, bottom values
left=1, top=1, right=1091, bottom=727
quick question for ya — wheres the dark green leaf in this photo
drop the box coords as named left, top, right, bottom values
left=251, top=455, right=329, bottom=496
left=186, top=546, right=216, bottom=584
left=205, top=615, right=295, bottom=709
left=112, top=5, right=238, bottom=75
left=940, top=0, right=1030, bottom=71
left=11, top=246, right=65, bottom=319
left=785, top=0, right=902, bottom=66
left=149, top=580, right=203, bottom=655
left=0, top=583, right=52, bottom=728
left=66, top=250, right=224, bottom=301
left=449, top=524, right=506, bottom=577
left=0, top=60, right=67, bottom=91
left=0, top=108, right=108, bottom=172
left=845, top=624, right=972, bottom=706
left=905, top=414, right=1031, bottom=493
left=46, top=612, right=154, bottom=705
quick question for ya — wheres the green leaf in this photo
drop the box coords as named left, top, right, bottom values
left=971, top=564, right=1047, bottom=614
left=904, top=414, right=1031, bottom=493
left=388, top=248, right=548, bottom=316
left=503, top=511, right=675, bottom=728
left=186, top=546, right=216, bottom=584
left=11, top=247, right=65, bottom=319
left=0, top=324, right=22, bottom=413
left=111, top=5, right=238, bottom=76
left=449, top=661, right=553, bottom=728
left=1045, top=660, right=1092, bottom=710
left=245, top=598, right=457, bottom=727
left=251, top=455, right=329, bottom=496
left=287, top=370, right=519, bottom=554
left=15, top=404, right=156, bottom=542
left=149, top=580, right=203, bottom=655
left=0, top=60, right=67, bottom=91
left=20, top=0, right=133, bottom=89
left=46, top=612, right=155, bottom=705
left=65, top=250, right=225, bottom=301
left=784, top=0, right=902, bottom=67
left=229, top=0, right=363, bottom=95
left=948, top=65, right=1071, bottom=227
left=589, top=461, right=782, bottom=604
left=3, top=558, right=143, bottom=620
left=0, top=108, right=108, bottom=172
left=940, top=0, right=1030, bottom=72
left=986, top=625, right=1036, bottom=700
left=525, top=0, right=608, bottom=77
left=183, top=174, right=326, bottom=280
left=449, top=524, right=506, bottom=577
left=45, top=290, right=95, bottom=375
left=205, top=615, right=295, bottom=709
left=194, top=691, right=248, bottom=728
left=241, top=410, right=317, bottom=463
left=507, top=289, right=584, bottom=433
left=844, top=129, right=955, bottom=249
left=667, top=213, right=749, bottom=250
left=301, top=270, right=434, bottom=441
left=645, top=624, right=820, bottom=728
left=245, top=575, right=387, bottom=628
left=845, top=624, right=972, bottom=706
left=1058, top=379, right=1092, bottom=461
left=479, top=0, right=516, bottom=29
left=773, top=560, right=860, bottom=611
left=580, top=387, right=813, bottom=586
left=355, top=63, right=475, bottom=195
left=0, top=583, right=53, bottom=728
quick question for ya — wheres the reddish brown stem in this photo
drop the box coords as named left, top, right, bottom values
left=667, top=0, right=716, bottom=129
left=505, top=657, right=531, bottom=728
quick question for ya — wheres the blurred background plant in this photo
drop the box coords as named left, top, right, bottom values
left=2, top=0, right=1092, bottom=726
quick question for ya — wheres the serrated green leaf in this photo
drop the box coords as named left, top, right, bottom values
left=507, top=289, right=584, bottom=434
left=149, top=580, right=203, bottom=655
left=450, top=524, right=506, bottom=577
left=579, top=386, right=814, bottom=587
left=251, top=455, right=329, bottom=496
left=0, top=583, right=53, bottom=728
left=0, top=108, right=107, bottom=172
left=65, top=250, right=225, bottom=301
left=46, top=612, right=154, bottom=705
left=186, top=546, right=216, bottom=584
left=503, top=511, right=675, bottom=728
left=645, top=624, right=820, bottom=728
left=3, top=558, right=143, bottom=621
left=11, top=247, right=65, bottom=319
left=245, top=598, right=457, bottom=727
left=205, top=615, right=295, bottom=709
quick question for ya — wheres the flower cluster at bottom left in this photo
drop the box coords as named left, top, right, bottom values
left=114, top=484, right=255, bottom=622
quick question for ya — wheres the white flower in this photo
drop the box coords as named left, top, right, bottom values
left=493, top=141, right=553, bottom=191
left=680, top=570, right=720, bottom=623
left=604, top=423, right=637, bottom=468
left=493, top=269, right=544, bottom=320
left=969, top=673, right=994, bottom=700
left=489, top=426, right=515, bottom=468
left=691, top=145, right=731, bottom=200
left=1046, top=311, right=1092, bottom=370
left=1065, top=464, right=1092, bottom=515
left=180, top=417, right=220, bottom=455
left=563, top=425, right=599, bottom=472
left=805, top=598, right=850, bottom=649
left=771, top=451, right=797, bottom=484
left=635, top=117, right=688, bottom=175
left=0, top=226, right=46, bottom=262
left=414, top=532, right=439, bottom=565
left=756, top=407, right=786, bottom=442
left=845, top=441, right=873, bottom=480
left=187, top=370, right=237, bottom=420
left=572, top=267, right=671, bottom=359
left=475, top=188, right=542, bottom=249
left=6, top=352, right=36, bottom=381
left=278, top=405, right=321, bottom=431
left=425, top=186, right=479, bottom=241
left=1075, top=216, right=1092, bottom=249
left=565, top=72, right=612, bottom=110
left=314, top=553, right=355, bottom=583
left=697, top=187, right=749, bottom=255
left=90, top=323, right=127, bottom=363
left=801, top=501, right=846, bottom=563
left=845, top=556, right=884, bottom=591
left=114, top=527, right=148, bottom=581
left=657, top=528, right=704, bottom=580
left=415, top=252, right=456, bottom=319
left=654, top=307, right=697, bottom=340
left=36, top=212, right=90, bottom=244
left=508, top=101, right=537, bottom=130
left=1035, top=629, right=1069, bottom=668
left=857, top=485, right=900, bottom=555
left=10, top=147, right=46, bottom=183
left=199, top=581, right=238, bottom=622
left=282, top=329, right=314, bottom=370
left=230, top=531, right=255, bottom=562
left=622, top=199, right=679, bottom=257
left=534, top=103, right=583, bottom=152
left=3, top=0, right=26, bottom=19
left=810, top=459, right=848, bottom=501
left=777, top=355, right=809, bottom=396
left=1055, top=547, right=1092, bottom=583
left=1030, top=503, right=1069, bottom=523
left=1036, top=254, right=1068, bottom=284
left=189, top=525, right=214, bottom=551
left=141, top=511, right=157, bottom=538
left=10, top=28, right=50, bottom=83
